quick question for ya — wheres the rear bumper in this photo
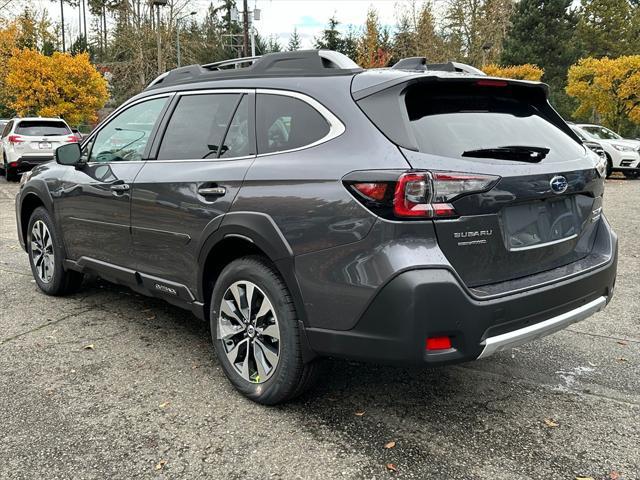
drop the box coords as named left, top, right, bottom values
left=7, top=156, right=54, bottom=173
left=305, top=222, right=617, bottom=366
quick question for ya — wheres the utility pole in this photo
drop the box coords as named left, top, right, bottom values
left=176, top=11, right=196, bottom=68
left=242, top=0, right=249, bottom=57
left=60, top=0, right=66, bottom=53
left=151, top=0, right=167, bottom=75
left=82, top=0, right=87, bottom=50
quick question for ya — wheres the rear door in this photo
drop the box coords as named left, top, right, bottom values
left=130, top=89, right=255, bottom=294
left=359, top=79, right=603, bottom=287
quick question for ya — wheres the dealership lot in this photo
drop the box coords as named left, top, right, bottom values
left=0, top=176, right=638, bottom=479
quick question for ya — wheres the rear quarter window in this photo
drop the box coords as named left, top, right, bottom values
left=15, top=120, right=71, bottom=136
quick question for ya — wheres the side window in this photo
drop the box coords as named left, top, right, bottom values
left=157, top=93, right=240, bottom=160
left=256, top=94, right=330, bottom=155
left=2, top=121, right=13, bottom=138
left=88, top=97, right=168, bottom=163
left=219, top=95, right=250, bottom=159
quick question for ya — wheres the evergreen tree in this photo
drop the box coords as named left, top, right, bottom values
left=287, top=27, right=301, bottom=51
left=314, top=16, right=342, bottom=51
left=265, top=34, right=283, bottom=53
left=501, top=0, right=579, bottom=116
left=576, top=0, right=638, bottom=57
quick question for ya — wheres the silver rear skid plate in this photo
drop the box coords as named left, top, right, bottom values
left=477, top=296, right=607, bottom=359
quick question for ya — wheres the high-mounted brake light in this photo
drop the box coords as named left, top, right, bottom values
left=8, top=134, right=23, bottom=144
left=476, top=80, right=508, bottom=87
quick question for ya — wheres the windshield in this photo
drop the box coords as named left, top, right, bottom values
left=581, top=126, right=621, bottom=140
left=15, top=120, right=71, bottom=136
left=405, top=83, right=584, bottom=162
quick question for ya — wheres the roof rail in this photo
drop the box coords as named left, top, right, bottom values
left=146, top=50, right=362, bottom=90
left=391, top=57, right=486, bottom=76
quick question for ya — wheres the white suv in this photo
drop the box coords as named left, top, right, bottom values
left=0, top=117, right=79, bottom=181
left=572, top=123, right=640, bottom=178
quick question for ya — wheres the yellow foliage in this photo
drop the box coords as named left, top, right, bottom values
left=0, top=22, right=19, bottom=113
left=483, top=64, right=544, bottom=82
left=5, top=49, right=108, bottom=124
left=566, top=56, right=640, bottom=130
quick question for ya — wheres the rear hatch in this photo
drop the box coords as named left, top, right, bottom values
left=14, top=119, right=75, bottom=158
left=355, top=75, right=604, bottom=287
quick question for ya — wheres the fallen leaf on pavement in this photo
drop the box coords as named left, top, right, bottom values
left=386, top=463, right=398, bottom=472
left=155, top=460, right=166, bottom=471
left=575, top=477, right=594, bottom=480
left=617, top=341, right=628, bottom=346
left=83, top=344, right=95, bottom=350
left=384, top=441, right=396, bottom=449
left=159, top=402, right=170, bottom=409
left=354, top=410, right=365, bottom=417
left=616, top=357, right=628, bottom=362
left=609, top=471, right=620, bottom=480
left=543, top=418, right=559, bottom=428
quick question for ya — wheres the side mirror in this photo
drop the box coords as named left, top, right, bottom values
left=55, top=143, right=82, bottom=166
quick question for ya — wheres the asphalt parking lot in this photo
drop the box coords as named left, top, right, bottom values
left=0, top=175, right=638, bottom=480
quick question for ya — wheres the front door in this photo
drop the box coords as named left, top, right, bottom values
left=57, top=95, right=171, bottom=268
left=131, top=90, right=255, bottom=294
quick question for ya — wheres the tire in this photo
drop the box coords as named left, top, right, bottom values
left=27, top=207, right=84, bottom=296
left=5, top=167, right=18, bottom=182
left=210, top=255, right=320, bottom=405
left=604, top=154, right=613, bottom=178
left=623, top=171, right=639, bottom=179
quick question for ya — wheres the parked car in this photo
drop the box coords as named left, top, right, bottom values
left=16, top=51, right=617, bottom=404
left=1, top=117, right=80, bottom=181
left=571, top=124, right=640, bottom=178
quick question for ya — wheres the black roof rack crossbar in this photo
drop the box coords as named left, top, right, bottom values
left=391, top=57, right=486, bottom=76
left=146, top=50, right=362, bottom=90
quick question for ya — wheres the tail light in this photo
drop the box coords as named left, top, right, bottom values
left=346, top=170, right=499, bottom=220
left=8, top=134, right=23, bottom=144
left=65, top=135, right=81, bottom=143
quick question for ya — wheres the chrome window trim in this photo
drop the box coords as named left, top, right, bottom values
left=82, top=92, right=175, bottom=166
left=177, top=88, right=254, bottom=96
left=255, top=88, right=345, bottom=158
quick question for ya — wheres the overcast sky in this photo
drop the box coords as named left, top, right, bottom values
left=21, top=0, right=431, bottom=49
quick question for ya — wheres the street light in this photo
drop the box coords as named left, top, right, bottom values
left=176, top=11, right=197, bottom=68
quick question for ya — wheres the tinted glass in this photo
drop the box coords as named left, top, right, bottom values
left=157, top=93, right=240, bottom=160
left=15, top=120, right=70, bottom=136
left=1, top=121, right=12, bottom=137
left=257, top=94, right=330, bottom=154
left=581, top=126, right=621, bottom=140
left=89, top=97, right=167, bottom=163
left=219, top=95, right=251, bottom=158
left=405, top=83, right=584, bottom=162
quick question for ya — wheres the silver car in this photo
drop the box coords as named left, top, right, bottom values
left=1, top=117, right=79, bottom=181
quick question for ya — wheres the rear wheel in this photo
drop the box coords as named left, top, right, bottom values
left=210, top=256, right=319, bottom=405
left=4, top=157, right=17, bottom=181
left=623, top=171, right=639, bottom=179
left=27, top=207, right=83, bottom=295
left=605, top=153, right=613, bottom=178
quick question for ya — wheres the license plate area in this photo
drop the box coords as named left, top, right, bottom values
left=38, top=142, right=52, bottom=149
left=501, top=195, right=591, bottom=251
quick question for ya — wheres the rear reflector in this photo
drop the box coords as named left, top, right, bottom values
left=353, top=182, right=387, bottom=201
left=426, top=336, right=452, bottom=351
left=9, top=162, right=17, bottom=167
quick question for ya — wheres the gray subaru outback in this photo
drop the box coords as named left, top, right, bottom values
left=15, top=50, right=617, bottom=404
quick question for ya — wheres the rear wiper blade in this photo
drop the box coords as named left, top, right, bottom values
left=462, top=145, right=550, bottom=162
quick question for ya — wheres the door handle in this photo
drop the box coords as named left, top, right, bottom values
left=198, top=186, right=226, bottom=197
left=110, top=184, right=130, bottom=192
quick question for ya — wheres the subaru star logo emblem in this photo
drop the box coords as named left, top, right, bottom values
left=550, top=176, right=568, bottom=194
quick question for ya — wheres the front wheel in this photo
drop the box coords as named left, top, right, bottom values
left=210, top=256, right=319, bottom=405
left=605, top=154, right=613, bottom=178
left=623, top=171, right=639, bottom=179
left=27, top=207, right=84, bottom=295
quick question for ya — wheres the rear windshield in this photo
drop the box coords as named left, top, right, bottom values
left=15, top=120, right=71, bottom=136
left=580, top=125, right=621, bottom=140
left=404, top=83, right=584, bottom=161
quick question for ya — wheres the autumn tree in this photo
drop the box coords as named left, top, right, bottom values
left=6, top=50, right=109, bottom=124
left=0, top=21, right=19, bottom=116
left=357, top=7, right=391, bottom=68
left=566, top=56, right=640, bottom=134
left=483, top=63, right=544, bottom=81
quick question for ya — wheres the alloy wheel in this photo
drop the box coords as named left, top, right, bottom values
left=31, top=220, right=55, bottom=283
left=217, top=280, right=281, bottom=384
